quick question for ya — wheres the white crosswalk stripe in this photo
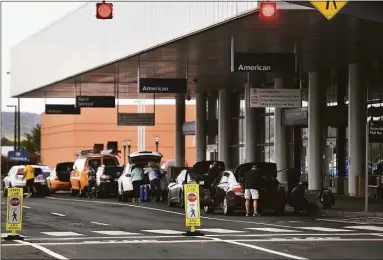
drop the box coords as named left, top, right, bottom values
left=41, top=232, right=84, bottom=237
left=198, top=228, right=246, bottom=234
left=246, top=227, right=301, bottom=233
left=344, top=225, right=383, bottom=232
left=7, top=224, right=383, bottom=239
left=141, top=229, right=184, bottom=235
left=91, top=231, right=140, bottom=236
left=295, top=227, right=353, bottom=232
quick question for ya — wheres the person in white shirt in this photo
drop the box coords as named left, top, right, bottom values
left=145, top=161, right=161, bottom=201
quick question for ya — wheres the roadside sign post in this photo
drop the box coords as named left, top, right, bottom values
left=365, top=121, right=369, bottom=212
left=182, top=184, right=204, bottom=236
left=5, top=188, right=24, bottom=240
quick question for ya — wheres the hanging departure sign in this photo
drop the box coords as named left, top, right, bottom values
left=310, top=0, right=349, bottom=20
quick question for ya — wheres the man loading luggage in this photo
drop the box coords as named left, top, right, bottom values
left=88, top=161, right=98, bottom=199
left=243, top=165, right=260, bottom=217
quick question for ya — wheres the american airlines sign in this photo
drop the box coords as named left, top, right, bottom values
left=138, top=78, right=187, bottom=94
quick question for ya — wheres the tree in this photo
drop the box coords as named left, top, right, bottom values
left=1, top=137, right=14, bottom=146
left=21, top=124, right=41, bottom=154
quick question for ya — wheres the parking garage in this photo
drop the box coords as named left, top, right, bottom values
left=9, top=1, right=383, bottom=197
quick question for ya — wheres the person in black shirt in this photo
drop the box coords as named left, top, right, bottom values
left=243, top=165, right=260, bottom=216
left=88, top=161, right=98, bottom=199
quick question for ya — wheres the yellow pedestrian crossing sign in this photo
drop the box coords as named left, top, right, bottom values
left=310, top=0, right=349, bottom=20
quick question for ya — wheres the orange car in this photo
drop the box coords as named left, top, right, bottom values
left=70, top=150, right=120, bottom=196
left=47, top=162, right=73, bottom=193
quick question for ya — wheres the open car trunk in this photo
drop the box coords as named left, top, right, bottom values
left=191, top=161, right=225, bottom=175
left=234, top=162, right=277, bottom=182
left=55, top=162, right=74, bottom=182
left=103, top=165, right=124, bottom=179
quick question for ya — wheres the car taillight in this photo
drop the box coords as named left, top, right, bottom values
left=233, top=186, right=244, bottom=196
left=100, top=175, right=109, bottom=181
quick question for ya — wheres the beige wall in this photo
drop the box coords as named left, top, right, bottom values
left=41, top=104, right=196, bottom=169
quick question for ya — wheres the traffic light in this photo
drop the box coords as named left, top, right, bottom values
left=259, top=1, right=277, bottom=20
left=96, top=1, right=113, bottom=20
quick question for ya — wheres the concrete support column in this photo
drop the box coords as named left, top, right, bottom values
left=274, top=78, right=289, bottom=182
left=175, top=94, right=186, bottom=167
left=308, top=71, right=325, bottom=191
left=195, top=92, right=207, bottom=162
left=348, top=63, right=366, bottom=196
left=244, top=83, right=261, bottom=162
left=207, top=94, right=217, bottom=144
left=229, top=91, right=241, bottom=168
left=336, top=68, right=347, bottom=194
left=218, top=88, right=231, bottom=164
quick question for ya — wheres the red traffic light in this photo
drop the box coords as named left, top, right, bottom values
left=96, top=2, right=113, bottom=20
left=259, top=2, right=277, bottom=20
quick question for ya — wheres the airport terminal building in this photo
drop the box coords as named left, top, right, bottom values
left=10, top=1, right=383, bottom=196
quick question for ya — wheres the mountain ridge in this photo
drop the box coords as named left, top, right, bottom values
left=1, top=112, right=41, bottom=140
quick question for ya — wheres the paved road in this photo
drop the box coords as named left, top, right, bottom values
left=2, top=193, right=383, bottom=260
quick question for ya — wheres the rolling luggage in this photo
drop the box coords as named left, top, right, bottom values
left=140, top=184, right=150, bottom=202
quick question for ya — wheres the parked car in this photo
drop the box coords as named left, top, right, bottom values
left=70, top=148, right=120, bottom=197
left=2, top=165, right=49, bottom=196
left=167, top=161, right=214, bottom=208
left=203, top=170, right=245, bottom=215
left=95, top=165, right=124, bottom=198
left=47, top=162, right=74, bottom=193
left=117, top=151, right=163, bottom=201
left=235, top=162, right=287, bottom=214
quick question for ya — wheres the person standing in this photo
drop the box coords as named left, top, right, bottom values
left=131, top=166, right=144, bottom=202
left=145, top=161, right=161, bottom=202
left=23, top=164, right=36, bottom=198
left=243, top=165, right=260, bottom=216
left=87, top=161, right=98, bottom=199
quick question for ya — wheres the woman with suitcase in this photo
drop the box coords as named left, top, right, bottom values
left=131, top=166, right=144, bottom=202
left=145, top=161, right=161, bottom=202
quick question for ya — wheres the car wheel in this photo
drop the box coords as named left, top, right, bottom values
left=179, top=192, right=185, bottom=209
left=167, top=190, right=175, bottom=207
left=204, top=205, right=214, bottom=214
left=223, top=198, right=232, bottom=216
left=117, top=186, right=122, bottom=201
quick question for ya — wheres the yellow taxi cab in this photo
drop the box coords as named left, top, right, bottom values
left=70, top=143, right=120, bottom=196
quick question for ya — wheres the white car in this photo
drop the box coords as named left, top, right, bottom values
left=2, top=165, right=49, bottom=196
left=117, top=151, right=163, bottom=201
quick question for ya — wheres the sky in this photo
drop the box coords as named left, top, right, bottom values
left=1, top=1, right=85, bottom=114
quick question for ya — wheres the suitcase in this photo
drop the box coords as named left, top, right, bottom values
left=140, top=184, right=150, bottom=202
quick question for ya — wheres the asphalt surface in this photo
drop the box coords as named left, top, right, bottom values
left=1, top=193, right=383, bottom=260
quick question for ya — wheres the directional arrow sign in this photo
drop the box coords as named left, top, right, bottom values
left=310, top=0, right=349, bottom=20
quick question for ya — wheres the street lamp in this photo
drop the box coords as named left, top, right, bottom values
left=155, top=136, right=160, bottom=152
left=122, top=139, right=132, bottom=165
left=6, top=105, right=17, bottom=151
